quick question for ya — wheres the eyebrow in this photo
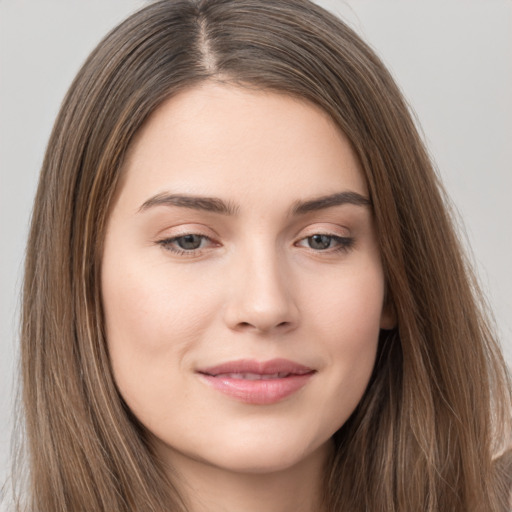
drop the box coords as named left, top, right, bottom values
left=138, top=191, right=371, bottom=216
left=138, top=193, right=240, bottom=215
left=291, top=191, right=371, bottom=215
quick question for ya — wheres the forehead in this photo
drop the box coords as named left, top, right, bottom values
left=117, top=82, right=367, bottom=213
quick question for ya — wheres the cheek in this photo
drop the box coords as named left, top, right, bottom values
left=102, top=254, right=212, bottom=350
left=303, top=259, right=384, bottom=415
left=307, top=257, right=385, bottom=344
left=100, top=255, right=216, bottom=415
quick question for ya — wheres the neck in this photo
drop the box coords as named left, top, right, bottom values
left=164, top=442, right=333, bottom=512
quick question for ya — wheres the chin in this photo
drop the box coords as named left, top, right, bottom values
left=183, top=433, right=332, bottom=476
left=213, top=450, right=308, bottom=474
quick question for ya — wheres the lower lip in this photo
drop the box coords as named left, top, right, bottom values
left=199, top=373, right=314, bottom=405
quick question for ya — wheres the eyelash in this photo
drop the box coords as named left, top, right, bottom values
left=156, top=233, right=354, bottom=256
left=157, top=234, right=216, bottom=257
left=295, top=234, right=354, bottom=253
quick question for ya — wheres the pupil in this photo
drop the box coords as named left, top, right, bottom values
left=309, top=234, right=331, bottom=250
left=178, top=235, right=202, bottom=250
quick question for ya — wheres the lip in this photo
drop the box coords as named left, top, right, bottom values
left=196, top=358, right=316, bottom=405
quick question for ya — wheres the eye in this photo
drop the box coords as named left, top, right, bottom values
left=157, top=234, right=214, bottom=254
left=307, top=234, right=335, bottom=250
left=173, top=234, right=205, bottom=250
left=296, top=234, right=354, bottom=252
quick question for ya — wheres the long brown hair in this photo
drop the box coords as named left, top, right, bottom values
left=14, top=0, right=511, bottom=510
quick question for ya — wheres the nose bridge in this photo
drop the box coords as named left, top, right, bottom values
left=223, top=237, right=299, bottom=333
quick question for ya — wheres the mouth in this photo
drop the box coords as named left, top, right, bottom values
left=196, top=358, right=316, bottom=405
left=207, top=371, right=302, bottom=380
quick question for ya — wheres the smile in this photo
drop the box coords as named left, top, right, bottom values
left=197, top=359, right=316, bottom=405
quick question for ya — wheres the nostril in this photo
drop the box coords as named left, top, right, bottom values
left=235, top=320, right=292, bottom=332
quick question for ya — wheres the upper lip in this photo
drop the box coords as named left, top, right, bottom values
left=197, top=358, right=315, bottom=377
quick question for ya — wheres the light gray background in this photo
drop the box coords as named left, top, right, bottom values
left=1, top=0, right=511, bottom=486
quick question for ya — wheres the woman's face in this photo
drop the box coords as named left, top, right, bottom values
left=102, top=83, right=393, bottom=476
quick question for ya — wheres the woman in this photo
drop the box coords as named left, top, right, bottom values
left=11, top=0, right=511, bottom=510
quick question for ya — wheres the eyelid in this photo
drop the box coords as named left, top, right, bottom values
left=292, top=223, right=355, bottom=253
left=154, top=222, right=219, bottom=239
left=294, top=233, right=354, bottom=252
left=153, top=223, right=221, bottom=256
left=294, top=222, right=351, bottom=239
left=156, top=234, right=219, bottom=258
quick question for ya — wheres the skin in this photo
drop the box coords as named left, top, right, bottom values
left=102, top=83, right=394, bottom=512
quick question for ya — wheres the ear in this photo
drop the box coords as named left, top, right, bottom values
left=380, top=295, right=397, bottom=330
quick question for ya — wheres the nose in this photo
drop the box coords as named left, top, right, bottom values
left=222, top=247, right=300, bottom=334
